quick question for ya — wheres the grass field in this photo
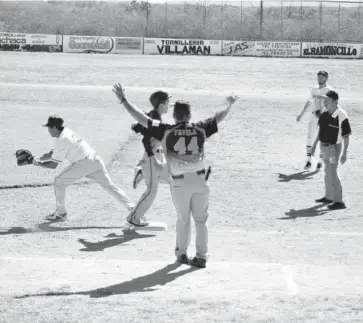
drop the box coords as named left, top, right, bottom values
left=1, top=52, right=363, bottom=323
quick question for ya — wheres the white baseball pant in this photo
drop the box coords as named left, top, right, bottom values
left=54, top=154, right=134, bottom=214
left=171, top=172, right=209, bottom=260
left=128, top=150, right=169, bottom=222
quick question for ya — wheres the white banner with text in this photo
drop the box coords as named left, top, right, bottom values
left=0, top=32, right=62, bottom=52
left=301, top=42, right=362, bottom=59
left=222, top=41, right=301, bottom=57
left=143, top=38, right=222, bottom=55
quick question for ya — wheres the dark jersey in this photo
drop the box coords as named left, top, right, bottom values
left=132, top=110, right=162, bottom=157
left=318, top=107, right=352, bottom=144
left=146, top=117, right=218, bottom=175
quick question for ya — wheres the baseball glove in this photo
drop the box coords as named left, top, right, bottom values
left=314, top=110, right=322, bottom=118
left=15, top=149, right=34, bottom=166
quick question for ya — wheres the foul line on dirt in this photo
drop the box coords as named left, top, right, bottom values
left=282, top=265, right=300, bottom=295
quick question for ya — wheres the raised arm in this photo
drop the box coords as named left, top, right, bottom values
left=214, top=94, right=239, bottom=124
left=113, top=83, right=151, bottom=128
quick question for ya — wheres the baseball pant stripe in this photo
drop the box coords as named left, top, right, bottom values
left=128, top=158, right=156, bottom=221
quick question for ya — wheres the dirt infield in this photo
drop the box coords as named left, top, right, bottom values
left=0, top=52, right=362, bottom=323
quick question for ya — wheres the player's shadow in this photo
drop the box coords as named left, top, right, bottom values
left=277, top=170, right=319, bottom=182
left=278, top=203, right=329, bottom=219
left=15, top=262, right=199, bottom=299
left=0, top=222, right=127, bottom=235
left=78, top=232, right=156, bottom=252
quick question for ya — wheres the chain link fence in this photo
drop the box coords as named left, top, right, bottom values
left=139, top=0, right=363, bottom=42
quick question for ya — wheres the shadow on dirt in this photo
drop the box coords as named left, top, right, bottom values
left=15, top=262, right=200, bottom=299
left=277, top=170, right=319, bottom=182
left=0, top=222, right=127, bottom=235
left=78, top=232, right=156, bottom=252
left=278, top=203, right=330, bottom=219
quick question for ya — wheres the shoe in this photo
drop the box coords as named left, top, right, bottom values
left=45, top=212, right=67, bottom=221
left=189, top=257, right=206, bottom=268
left=328, top=202, right=346, bottom=210
left=316, top=162, right=323, bottom=171
left=177, top=254, right=189, bottom=265
left=304, top=161, right=312, bottom=170
left=315, top=197, right=333, bottom=203
left=127, top=214, right=149, bottom=227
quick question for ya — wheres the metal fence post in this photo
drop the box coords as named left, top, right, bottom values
left=165, top=0, right=168, bottom=38
left=338, top=1, right=341, bottom=37
left=300, top=0, right=303, bottom=41
left=319, top=0, right=323, bottom=41
left=280, top=0, right=283, bottom=39
left=260, top=0, right=263, bottom=39
left=358, top=1, right=361, bottom=39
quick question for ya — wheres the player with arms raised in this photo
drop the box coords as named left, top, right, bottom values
left=113, top=83, right=239, bottom=268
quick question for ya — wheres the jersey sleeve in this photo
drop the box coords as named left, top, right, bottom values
left=341, top=118, right=352, bottom=137
left=307, top=88, right=314, bottom=104
left=147, top=119, right=168, bottom=141
left=195, top=117, right=218, bottom=138
left=51, top=138, right=68, bottom=162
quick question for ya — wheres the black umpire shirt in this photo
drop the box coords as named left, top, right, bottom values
left=318, top=107, right=352, bottom=144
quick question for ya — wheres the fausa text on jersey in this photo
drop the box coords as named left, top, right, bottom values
left=173, top=128, right=197, bottom=136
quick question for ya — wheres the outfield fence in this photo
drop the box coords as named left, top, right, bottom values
left=1, top=31, right=363, bottom=59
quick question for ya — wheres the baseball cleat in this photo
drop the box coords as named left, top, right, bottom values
left=304, top=161, right=312, bottom=170
left=176, top=254, right=189, bottom=265
left=315, top=197, right=333, bottom=203
left=327, top=202, right=346, bottom=210
left=45, top=212, right=67, bottom=221
left=126, top=215, right=149, bottom=227
left=316, top=162, right=323, bottom=170
left=189, top=257, right=206, bottom=268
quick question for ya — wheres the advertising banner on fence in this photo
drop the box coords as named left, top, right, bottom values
left=0, top=32, right=26, bottom=51
left=63, top=35, right=115, bottom=53
left=302, top=42, right=362, bottom=59
left=222, top=41, right=301, bottom=57
left=114, top=37, right=142, bottom=54
left=144, top=38, right=222, bottom=55
left=0, top=32, right=62, bottom=52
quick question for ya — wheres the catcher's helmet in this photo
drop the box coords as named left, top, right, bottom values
left=149, top=91, right=172, bottom=109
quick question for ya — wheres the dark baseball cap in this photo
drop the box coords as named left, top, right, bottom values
left=323, top=90, right=339, bottom=101
left=317, top=70, right=328, bottom=77
left=43, top=115, right=64, bottom=128
left=173, top=100, right=191, bottom=118
left=149, top=90, right=172, bottom=108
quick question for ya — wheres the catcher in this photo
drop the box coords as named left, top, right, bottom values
left=16, top=115, right=135, bottom=221
left=296, top=70, right=333, bottom=171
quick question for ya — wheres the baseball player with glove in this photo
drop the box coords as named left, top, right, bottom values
left=127, top=90, right=171, bottom=227
left=296, top=70, right=333, bottom=170
left=113, top=83, right=239, bottom=268
left=25, top=115, right=135, bottom=221
left=15, top=149, right=35, bottom=166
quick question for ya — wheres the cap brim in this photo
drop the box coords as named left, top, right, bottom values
left=42, top=123, right=50, bottom=127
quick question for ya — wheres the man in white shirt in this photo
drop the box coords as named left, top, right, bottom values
left=297, top=70, right=333, bottom=170
left=32, top=115, right=135, bottom=221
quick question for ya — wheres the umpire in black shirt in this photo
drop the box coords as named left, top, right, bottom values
left=311, top=90, right=352, bottom=210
